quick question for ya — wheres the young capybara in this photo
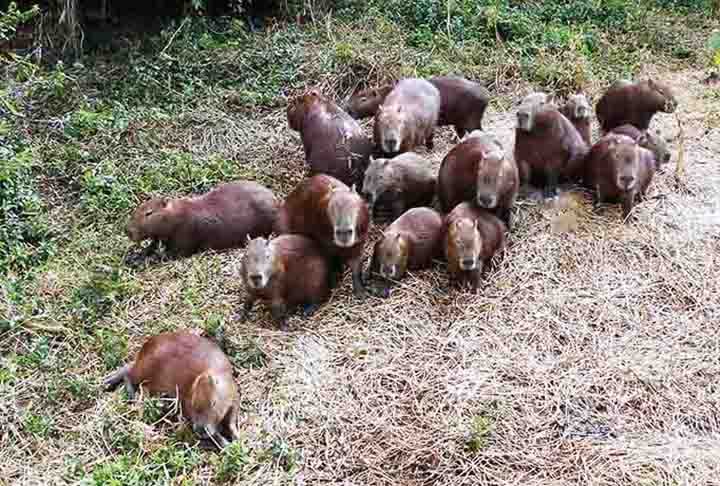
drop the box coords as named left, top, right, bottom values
left=584, top=134, right=657, bottom=220
left=287, top=89, right=374, bottom=190
left=514, top=104, right=590, bottom=198
left=241, top=234, right=331, bottom=330
left=274, top=174, right=371, bottom=298
left=610, top=123, right=671, bottom=167
left=438, top=131, right=519, bottom=228
left=559, top=93, right=592, bottom=145
left=595, top=78, right=678, bottom=133
left=103, top=331, right=239, bottom=448
left=443, top=202, right=506, bottom=293
left=361, top=152, right=437, bottom=221
left=373, top=78, right=441, bottom=156
left=368, top=207, right=444, bottom=292
left=428, top=75, right=491, bottom=139
left=125, top=181, right=278, bottom=259
left=345, top=84, right=394, bottom=119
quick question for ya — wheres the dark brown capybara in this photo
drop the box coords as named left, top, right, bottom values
left=438, top=130, right=519, bottom=229
left=595, top=78, right=678, bottom=133
left=514, top=104, right=590, bottom=198
left=443, top=202, right=506, bottom=294
left=241, top=234, right=331, bottom=330
left=584, top=133, right=657, bottom=220
left=287, top=89, right=374, bottom=190
left=345, top=84, right=395, bottom=119
left=428, top=75, right=491, bottom=139
left=373, top=78, right=441, bottom=156
left=361, top=152, right=437, bottom=221
left=368, top=207, right=444, bottom=294
left=559, top=93, right=592, bottom=146
left=103, top=331, right=239, bottom=448
left=274, top=174, right=371, bottom=298
left=610, top=123, right=671, bottom=167
left=125, top=181, right=278, bottom=260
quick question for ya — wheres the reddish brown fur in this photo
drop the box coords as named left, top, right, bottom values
left=610, top=124, right=671, bottom=167
left=104, top=332, right=239, bottom=447
left=125, top=181, right=278, bottom=258
left=559, top=95, right=592, bottom=146
left=443, top=202, right=506, bottom=293
left=345, top=84, right=394, bottom=119
left=595, top=79, right=678, bottom=133
left=287, top=90, right=373, bottom=189
left=429, top=76, right=491, bottom=139
left=275, top=174, right=371, bottom=298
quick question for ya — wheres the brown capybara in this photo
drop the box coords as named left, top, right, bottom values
left=428, top=75, right=491, bottom=139
left=373, top=78, right=441, bottom=156
left=368, top=207, right=444, bottom=293
left=274, top=174, right=371, bottom=298
left=241, top=234, right=331, bottom=330
left=437, top=130, right=519, bottom=228
left=610, top=123, right=671, bottom=167
left=584, top=134, right=657, bottom=220
left=514, top=104, right=590, bottom=198
left=443, top=202, right=506, bottom=293
left=559, top=93, right=592, bottom=145
left=103, top=331, right=239, bottom=448
left=287, top=89, right=374, bottom=190
left=361, top=152, right=437, bottom=221
left=595, top=78, right=678, bottom=133
left=345, top=84, right=394, bottom=119
left=125, top=181, right=278, bottom=259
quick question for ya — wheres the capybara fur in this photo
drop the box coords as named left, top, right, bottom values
left=443, top=202, right=506, bottom=293
left=595, top=78, right=678, bottom=133
left=241, top=234, right=331, bottom=330
left=373, top=78, right=441, bottom=156
left=103, top=331, right=239, bottom=448
left=584, top=134, right=657, bottom=220
left=287, top=89, right=373, bottom=190
left=438, top=130, right=519, bottom=228
left=610, top=123, right=671, bottom=167
left=125, top=181, right=278, bottom=259
left=368, top=207, right=444, bottom=291
left=361, top=152, right=437, bottom=221
left=275, top=174, right=370, bottom=298
left=346, top=84, right=394, bottom=119
left=559, top=93, right=592, bottom=145
left=428, top=75, right=491, bottom=139
left=514, top=105, right=590, bottom=198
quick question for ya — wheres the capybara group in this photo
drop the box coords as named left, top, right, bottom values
left=428, top=75, right=491, bottom=139
left=104, top=331, right=239, bottom=448
left=125, top=181, right=278, bottom=259
left=595, top=78, right=677, bottom=133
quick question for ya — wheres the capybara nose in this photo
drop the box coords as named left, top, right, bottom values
left=664, top=153, right=671, bottom=163
left=478, top=196, right=492, bottom=207
left=250, top=274, right=263, bottom=286
left=462, top=258, right=475, bottom=269
left=620, top=175, right=635, bottom=187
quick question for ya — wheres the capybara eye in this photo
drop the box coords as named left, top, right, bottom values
left=144, top=209, right=154, bottom=217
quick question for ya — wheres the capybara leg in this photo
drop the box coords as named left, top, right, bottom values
left=328, top=255, right=345, bottom=289
left=270, top=300, right=289, bottom=330
left=222, top=404, right=240, bottom=442
left=621, top=191, right=636, bottom=222
left=543, top=168, right=559, bottom=199
left=349, top=256, right=368, bottom=299
left=500, top=207, right=513, bottom=231
left=123, top=375, right=136, bottom=400
left=103, top=364, right=130, bottom=392
left=426, top=131, right=435, bottom=151
left=240, top=296, right=256, bottom=321
left=455, top=126, right=466, bottom=141
left=518, top=160, right=530, bottom=186
left=470, top=268, right=482, bottom=295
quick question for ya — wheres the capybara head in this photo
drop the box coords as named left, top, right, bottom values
left=189, top=371, right=235, bottom=439
left=361, top=156, right=392, bottom=208
left=242, top=236, right=276, bottom=290
left=608, top=136, right=641, bottom=191
left=638, top=129, right=671, bottom=165
left=328, top=187, right=364, bottom=248
left=346, top=85, right=392, bottom=119
left=126, top=197, right=175, bottom=242
left=375, top=233, right=409, bottom=280
left=449, top=218, right=482, bottom=271
left=476, top=147, right=509, bottom=210
left=645, top=79, right=677, bottom=113
left=566, top=93, right=591, bottom=120
left=287, top=89, right=322, bottom=132
left=376, top=104, right=405, bottom=155
left=516, top=92, right=548, bottom=131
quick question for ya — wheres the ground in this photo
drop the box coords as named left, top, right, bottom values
left=1, top=5, right=720, bottom=486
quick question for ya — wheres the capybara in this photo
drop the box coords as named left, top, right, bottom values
left=438, top=130, right=519, bottom=228
left=584, top=134, right=657, bottom=220
left=443, top=202, right=506, bottom=293
left=275, top=174, right=371, bottom=298
left=368, top=207, right=444, bottom=291
left=241, top=234, right=331, bottom=330
left=514, top=104, right=590, bottom=198
left=610, top=123, right=671, bottom=167
left=595, top=78, right=678, bottom=133
left=373, top=78, right=441, bottom=156
left=559, top=93, right=592, bottom=145
left=428, top=75, right=491, bottom=139
left=361, top=152, right=437, bottom=221
left=103, top=331, right=239, bottom=448
left=125, top=181, right=278, bottom=259
left=346, top=84, right=394, bottom=119
left=287, top=89, right=374, bottom=190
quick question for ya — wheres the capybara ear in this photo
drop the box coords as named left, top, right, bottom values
left=246, top=234, right=252, bottom=243
left=160, top=197, right=169, bottom=207
left=607, top=138, right=617, bottom=150
left=308, top=89, right=320, bottom=97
